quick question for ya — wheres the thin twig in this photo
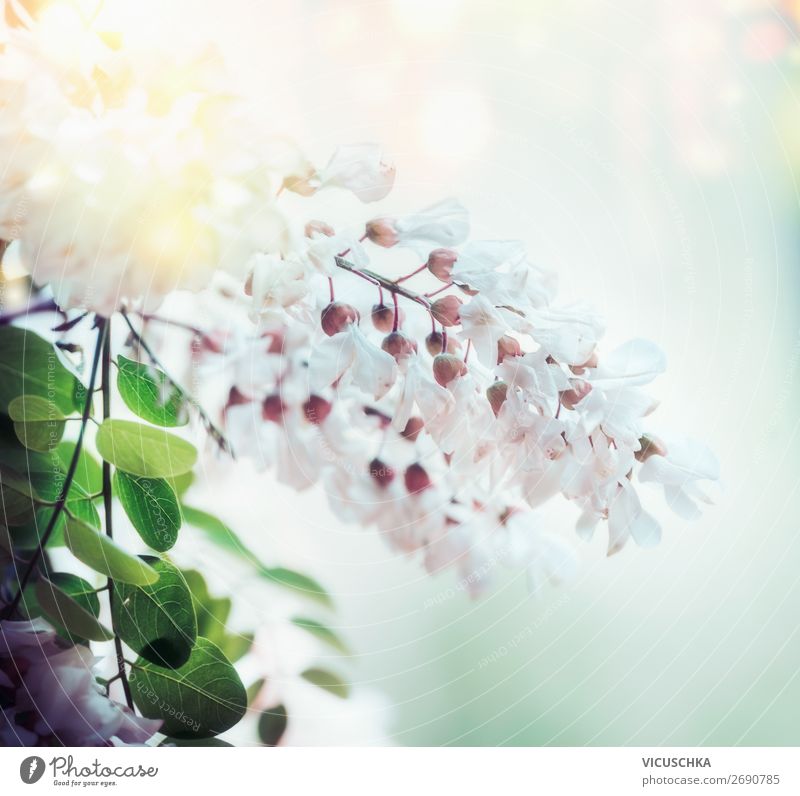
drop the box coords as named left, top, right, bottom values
left=119, top=309, right=234, bottom=457
left=1, top=321, right=106, bottom=619
left=334, top=256, right=432, bottom=315
left=98, top=316, right=134, bottom=710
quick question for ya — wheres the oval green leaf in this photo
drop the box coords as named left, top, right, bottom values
left=112, top=556, right=197, bottom=668
left=95, top=419, right=197, bottom=478
left=300, top=667, right=350, bottom=699
left=258, top=704, right=288, bottom=746
left=63, top=516, right=159, bottom=586
left=0, top=327, right=82, bottom=414
left=9, top=395, right=66, bottom=422
left=117, top=356, right=189, bottom=427
left=130, top=637, right=246, bottom=739
left=291, top=617, right=350, bottom=655
left=35, top=576, right=112, bottom=642
left=114, top=471, right=181, bottom=552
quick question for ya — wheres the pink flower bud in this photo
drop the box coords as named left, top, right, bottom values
left=283, top=164, right=318, bottom=196
left=381, top=331, right=417, bottom=362
left=433, top=353, right=467, bottom=387
left=321, top=302, right=359, bottom=336
left=635, top=434, right=668, bottom=462
left=369, top=458, right=395, bottom=488
left=425, top=331, right=461, bottom=356
left=225, top=386, right=252, bottom=412
left=303, top=395, right=332, bottom=425
left=426, top=248, right=458, bottom=281
left=496, top=335, right=522, bottom=364
left=365, top=217, right=399, bottom=247
left=401, top=416, right=424, bottom=442
left=404, top=463, right=431, bottom=494
left=570, top=348, right=599, bottom=375
left=305, top=219, right=335, bottom=238
left=560, top=380, right=592, bottom=410
left=486, top=381, right=509, bottom=416
left=430, top=295, right=462, bottom=327
left=371, top=303, right=404, bottom=333
left=262, top=394, right=285, bottom=423
left=263, top=331, right=284, bottom=355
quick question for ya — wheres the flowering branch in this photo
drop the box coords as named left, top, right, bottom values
left=334, top=256, right=432, bottom=315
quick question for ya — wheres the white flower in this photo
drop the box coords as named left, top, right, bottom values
left=367, top=198, right=470, bottom=253
left=587, top=339, right=667, bottom=388
left=458, top=294, right=508, bottom=367
left=498, top=349, right=569, bottom=414
left=607, top=480, right=661, bottom=554
left=0, top=19, right=288, bottom=315
left=0, top=619, right=161, bottom=746
left=245, top=253, right=313, bottom=318
left=309, top=325, right=398, bottom=400
left=391, top=356, right=453, bottom=433
left=638, top=435, right=720, bottom=520
left=315, top=143, right=395, bottom=202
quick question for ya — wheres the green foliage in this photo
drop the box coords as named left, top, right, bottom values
left=113, top=471, right=181, bottom=552
left=291, top=617, right=350, bottom=655
left=9, top=395, right=66, bottom=452
left=258, top=704, right=288, bottom=746
left=57, top=442, right=102, bottom=495
left=0, top=326, right=82, bottom=414
left=112, top=557, right=196, bottom=668
left=159, top=737, right=233, bottom=747
left=182, top=506, right=332, bottom=607
left=130, top=637, right=247, bottom=739
left=34, top=576, right=112, bottom=642
left=300, top=668, right=350, bottom=699
left=116, top=355, right=188, bottom=427
left=63, top=515, right=159, bottom=585
left=95, top=419, right=197, bottom=478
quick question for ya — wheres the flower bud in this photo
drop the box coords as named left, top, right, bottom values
left=433, top=353, right=467, bottom=387
left=401, top=416, right=424, bottom=442
left=321, top=301, right=359, bottom=336
left=425, top=330, right=461, bottom=356
left=430, top=295, right=463, bottom=327
left=496, top=335, right=522, bottom=364
left=635, top=434, right=668, bottom=462
left=560, top=380, right=592, bottom=410
left=486, top=381, right=509, bottom=416
left=381, top=331, right=417, bottom=362
left=369, top=458, right=395, bottom=488
left=404, top=462, right=431, bottom=494
left=283, top=163, right=318, bottom=196
left=305, top=219, right=335, bottom=238
left=426, top=248, right=458, bottom=281
left=303, top=395, right=332, bottom=425
left=262, top=394, right=285, bottom=423
left=371, top=303, right=404, bottom=333
left=570, top=348, right=599, bottom=375
left=225, top=386, right=251, bottom=412
left=365, top=217, right=399, bottom=247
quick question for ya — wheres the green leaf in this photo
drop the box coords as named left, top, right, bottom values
left=95, top=419, right=197, bottom=478
left=291, top=617, right=350, bottom=655
left=112, top=556, right=197, bottom=668
left=13, top=419, right=65, bottom=452
left=117, top=355, right=188, bottom=427
left=63, top=515, right=159, bottom=585
left=158, top=737, right=233, bottom=747
left=130, top=637, right=247, bottom=739
left=218, top=632, right=253, bottom=663
left=170, top=470, right=194, bottom=498
left=8, top=395, right=66, bottom=422
left=182, top=506, right=332, bottom=607
left=258, top=704, right=288, bottom=746
left=0, top=326, right=82, bottom=414
left=246, top=678, right=265, bottom=706
left=181, top=569, right=231, bottom=648
left=57, top=442, right=102, bottom=495
left=34, top=576, right=112, bottom=642
left=113, top=471, right=181, bottom=552
left=300, top=668, right=350, bottom=699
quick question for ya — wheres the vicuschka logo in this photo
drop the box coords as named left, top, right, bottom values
left=19, top=756, right=45, bottom=784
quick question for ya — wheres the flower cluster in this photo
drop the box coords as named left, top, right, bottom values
left=0, top=619, right=160, bottom=746
left=179, top=174, right=719, bottom=596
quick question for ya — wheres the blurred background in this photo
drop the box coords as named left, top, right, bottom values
left=58, top=0, right=800, bottom=745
